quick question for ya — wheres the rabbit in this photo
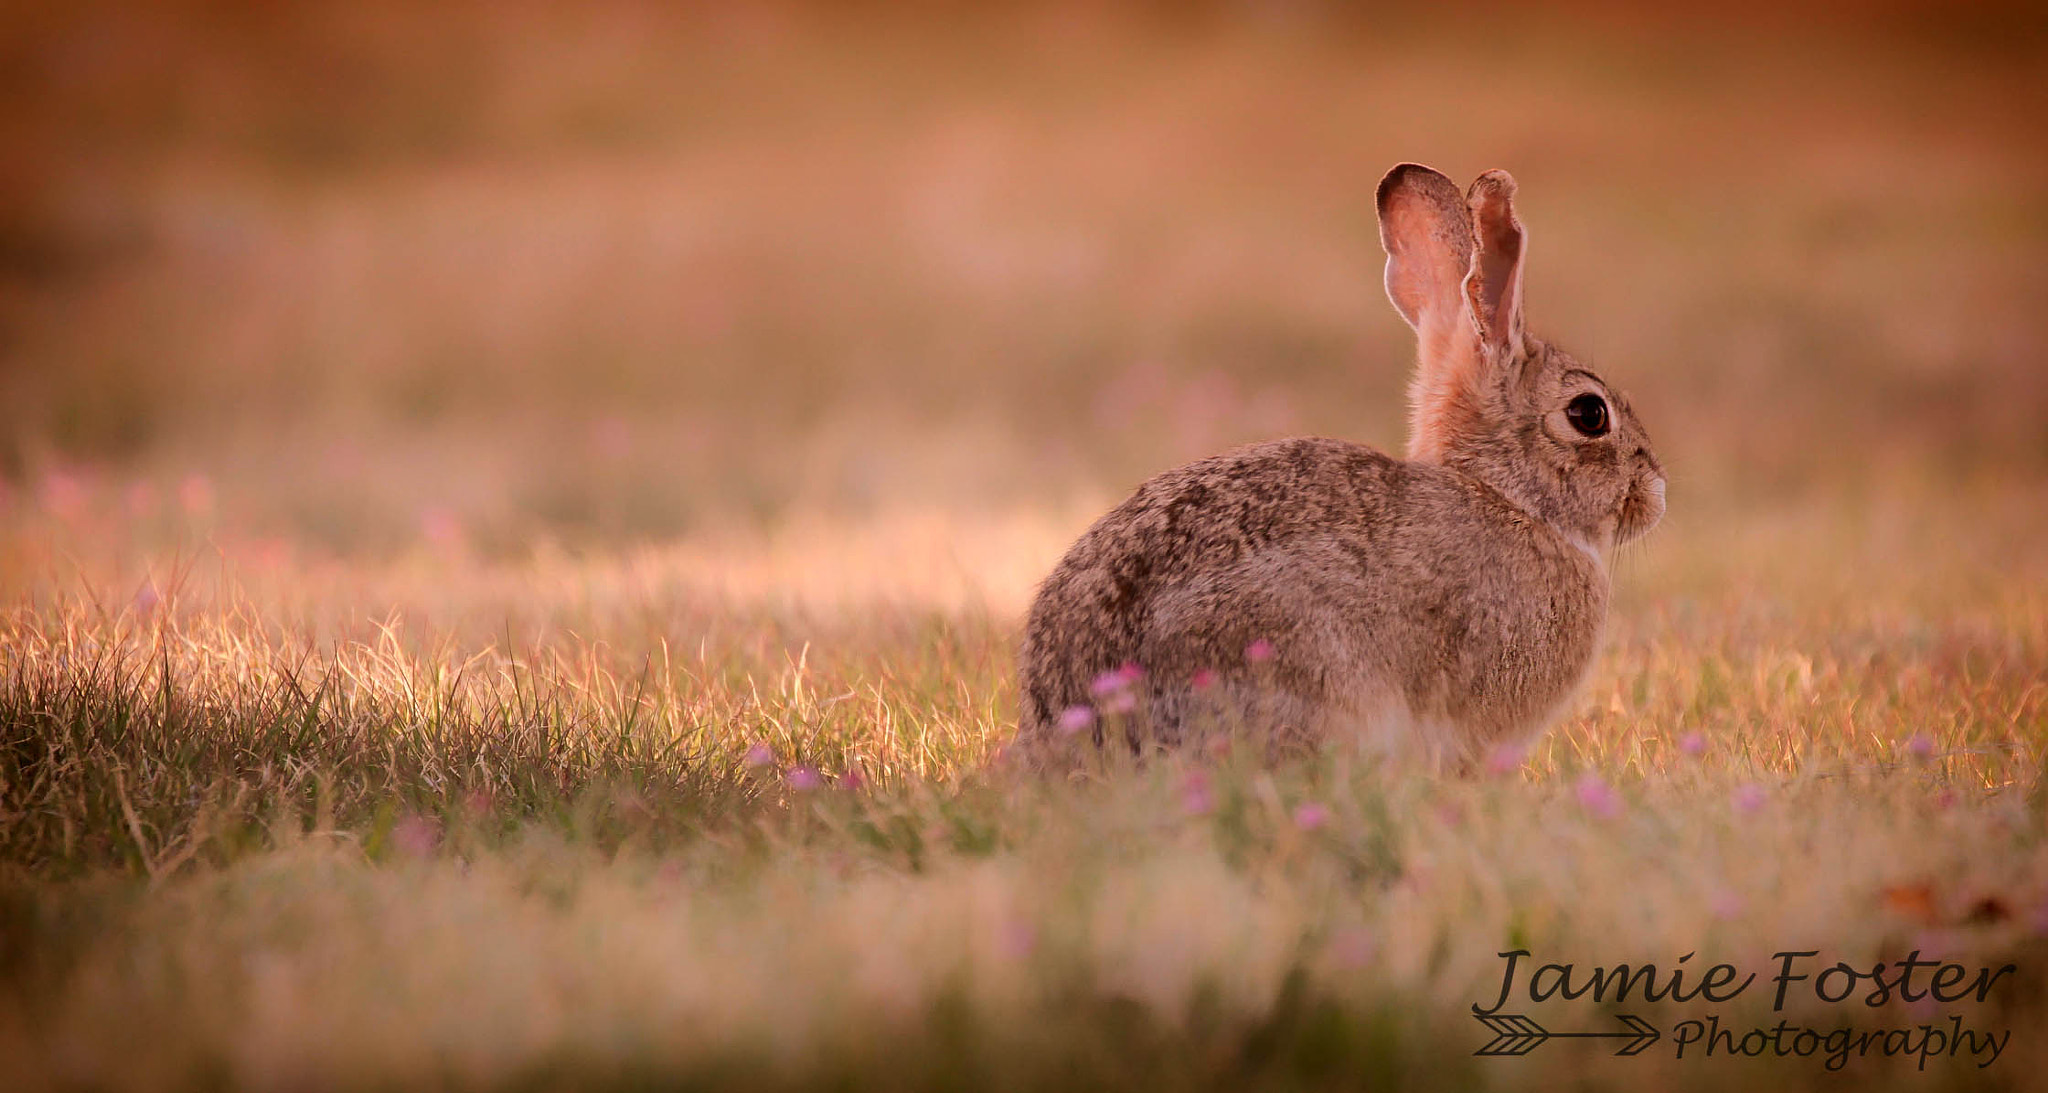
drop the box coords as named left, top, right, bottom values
left=1015, top=163, right=1665, bottom=771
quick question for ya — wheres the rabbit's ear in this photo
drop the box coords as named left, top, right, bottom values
left=1376, top=164, right=1473, bottom=334
left=1463, top=170, right=1527, bottom=358
left=1378, top=163, right=1489, bottom=461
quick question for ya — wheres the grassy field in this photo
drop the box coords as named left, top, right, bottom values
left=4, top=2, right=2048, bottom=1090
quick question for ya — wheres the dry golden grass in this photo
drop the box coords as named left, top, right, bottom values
left=4, top=481, right=2044, bottom=1090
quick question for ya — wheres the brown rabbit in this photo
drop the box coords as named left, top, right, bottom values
left=1015, top=164, right=1664, bottom=770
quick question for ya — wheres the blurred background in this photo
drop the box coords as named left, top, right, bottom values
left=2, top=0, right=2044, bottom=566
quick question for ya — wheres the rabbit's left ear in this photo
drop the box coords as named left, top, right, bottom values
left=1463, top=170, right=1527, bottom=358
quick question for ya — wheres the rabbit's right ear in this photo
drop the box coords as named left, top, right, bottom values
left=1377, top=163, right=1485, bottom=461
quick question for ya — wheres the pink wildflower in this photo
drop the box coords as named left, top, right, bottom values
left=1181, top=770, right=1215, bottom=816
left=419, top=506, right=464, bottom=551
left=1293, top=802, right=1331, bottom=831
left=787, top=765, right=822, bottom=791
left=178, top=474, right=214, bottom=517
left=391, top=814, right=440, bottom=858
left=1484, top=742, right=1527, bottom=776
left=1678, top=731, right=1707, bottom=757
left=1326, top=928, right=1377, bottom=970
left=995, top=919, right=1037, bottom=961
left=1245, top=639, right=1276, bottom=663
left=40, top=470, right=87, bottom=521
left=1732, top=782, right=1767, bottom=815
left=1574, top=773, right=1622, bottom=820
left=744, top=742, right=774, bottom=767
left=1056, top=705, right=1095, bottom=736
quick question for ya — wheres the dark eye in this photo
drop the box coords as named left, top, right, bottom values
left=1565, top=393, right=1609, bottom=437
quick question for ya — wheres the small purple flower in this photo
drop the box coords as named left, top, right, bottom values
left=419, top=506, right=465, bottom=554
left=1484, top=742, right=1527, bottom=776
left=787, top=765, right=822, bottom=791
left=1190, top=668, right=1217, bottom=691
left=1732, top=782, right=1767, bottom=815
left=1326, top=927, right=1376, bottom=970
left=1678, top=731, right=1707, bottom=757
left=995, top=919, right=1037, bottom=961
left=40, top=469, right=87, bottom=521
left=391, top=814, right=440, bottom=858
left=1575, top=773, right=1622, bottom=820
left=1105, top=689, right=1137, bottom=714
left=1292, top=802, right=1331, bottom=831
left=1086, top=661, right=1147, bottom=697
left=1181, top=770, right=1215, bottom=816
left=1245, top=639, right=1276, bottom=663
left=841, top=766, right=865, bottom=792
left=1906, top=732, right=1936, bottom=760
left=178, top=474, right=215, bottom=516
left=1057, top=705, right=1095, bottom=736
left=134, top=584, right=161, bottom=617
left=744, top=741, right=774, bottom=767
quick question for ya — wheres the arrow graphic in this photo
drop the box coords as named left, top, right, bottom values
left=1473, top=1013, right=1661, bottom=1057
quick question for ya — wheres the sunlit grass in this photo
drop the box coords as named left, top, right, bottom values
left=3, top=482, right=2044, bottom=1091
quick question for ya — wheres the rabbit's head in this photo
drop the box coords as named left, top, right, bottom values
left=1376, top=164, right=1665, bottom=551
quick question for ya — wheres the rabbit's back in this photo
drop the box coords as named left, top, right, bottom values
left=1018, top=436, right=1604, bottom=762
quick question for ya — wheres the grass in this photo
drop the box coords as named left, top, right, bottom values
left=4, top=2, right=2048, bottom=1089
left=3, top=483, right=2045, bottom=1091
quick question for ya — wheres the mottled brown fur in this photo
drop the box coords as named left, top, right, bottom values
left=1016, top=164, right=1665, bottom=769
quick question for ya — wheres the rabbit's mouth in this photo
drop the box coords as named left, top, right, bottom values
left=1617, top=473, right=1667, bottom=545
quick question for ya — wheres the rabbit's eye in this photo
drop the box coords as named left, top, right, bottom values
left=1565, top=394, right=1609, bottom=437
